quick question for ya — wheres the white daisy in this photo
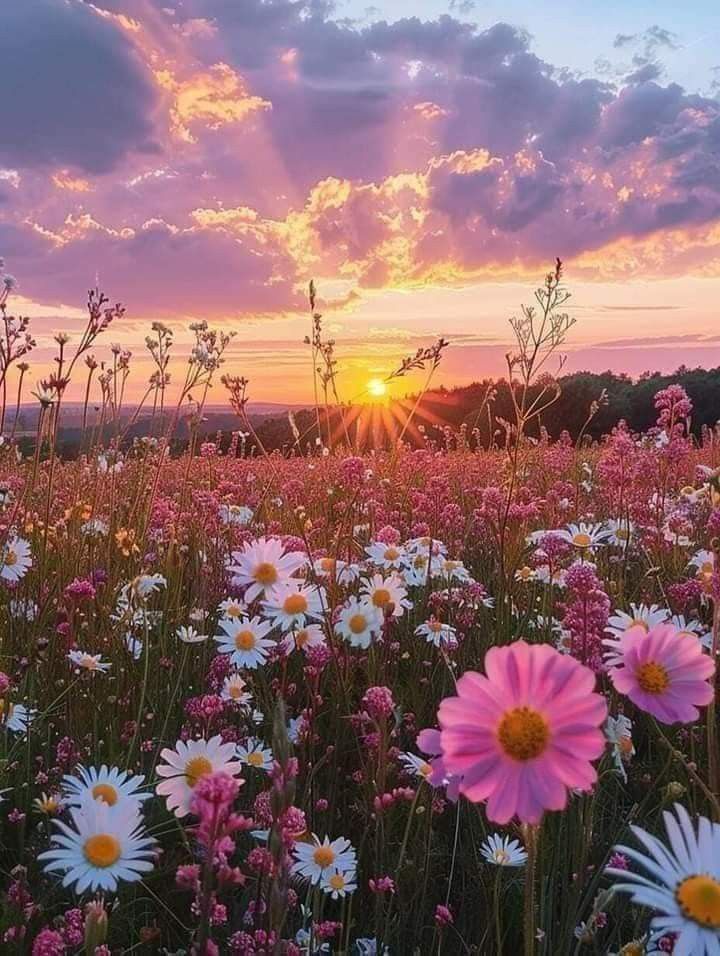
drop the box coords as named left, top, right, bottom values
left=398, top=752, right=434, bottom=781
left=176, top=625, right=208, bottom=644
left=292, top=835, right=357, bottom=885
left=221, top=673, right=253, bottom=706
left=2, top=701, right=35, bottom=734
left=406, top=536, right=448, bottom=558
left=335, top=598, right=383, bottom=649
left=557, top=522, right=610, bottom=551
left=689, top=550, right=715, bottom=577
left=8, top=598, right=38, bottom=621
left=605, top=518, right=635, bottom=548
left=218, top=597, right=247, bottom=620
left=39, top=799, right=155, bottom=893
left=432, top=559, right=473, bottom=584
left=263, top=582, right=326, bottom=632
left=481, top=834, right=528, bottom=867
left=365, top=541, right=407, bottom=571
left=360, top=573, right=410, bottom=619
left=0, top=535, right=32, bottom=582
left=280, top=623, right=327, bottom=656
left=606, top=604, right=670, bottom=640
left=415, top=619, right=457, bottom=648
left=227, top=537, right=306, bottom=602
left=605, top=714, right=635, bottom=782
left=312, top=556, right=360, bottom=586
left=608, top=803, right=720, bottom=955
left=237, top=738, right=274, bottom=772
left=68, top=651, right=111, bottom=674
left=321, top=868, right=358, bottom=899
left=219, top=504, right=253, bottom=527
left=62, top=766, right=150, bottom=811
left=214, top=615, right=275, bottom=669
left=155, top=735, right=243, bottom=817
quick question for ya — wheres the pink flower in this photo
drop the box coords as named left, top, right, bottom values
left=438, top=641, right=607, bottom=824
left=605, top=623, right=715, bottom=724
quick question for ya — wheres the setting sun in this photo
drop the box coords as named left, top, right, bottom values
left=367, top=378, right=387, bottom=399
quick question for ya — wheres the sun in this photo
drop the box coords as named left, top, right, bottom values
left=367, top=378, right=387, bottom=399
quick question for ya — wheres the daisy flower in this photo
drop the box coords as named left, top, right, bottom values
left=534, top=565, right=567, bottom=588
left=218, top=596, right=247, bottom=620
left=557, top=522, right=610, bottom=551
left=176, top=625, right=208, bottom=644
left=0, top=535, right=32, bottom=582
left=321, top=868, right=358, bottom=899
left=605, top=518, right=635, bottom=547
left=221, top=673, right=253, bottom=706
left=280, top=623, right=326, bottom=656
left=156, top=736, right=243, bottom=817
left=292, top=835, right=357, bottom=885
left=432, top=559, right=473, bottom=584
left=481, top=833, right=528, bottom=867
left=237, top=738, right=274, bottom=772
left=365, top=541, right=407, bottom=570
left=515, top=566, right=537, bottom=583
left=605, top=714, right=635, bottom=782
left=398, top=752, right=434, bottom=781
left=415, top=619, right=457, bottom=648
left=406, top=536, right=447, bottom=558
left=416, top=727, right=462, bottom=802
left=360, top=573, right=410, bottom=619
left=313, top=556, right=360, bottom=586
left=263, top=582, right=326, bottom=631
left=62, top=766, right=150, bottom=811
left=335, top=598, right=383, bottom=649
left=604, top=624, right=714, bottom=724
left=438, top=641, right=607, bottom=824
left=606, top=604, right=670, bottom=640
left=68, top=651, right=111, bottom=674
left=214, top=615, right=275, bottom=669
left=1, top=701, right=35, bottom=735
left=227, top=537, right=306, bottom=602
left=689, top=549, right=714, bottom=576
left=219, top=503, right=253, bottom=526
left=39, top=799, right=155, bottom=893
left=607, top=803, right=720, bottom=955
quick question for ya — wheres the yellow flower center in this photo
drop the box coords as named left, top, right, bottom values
left=295, top=629, right=310, bottom=648
left=254, top=562, right=278, bottom=586
left=283, top=593, right=308, bottom=615
left=329, top=873, right=346, bottom=890
left=636, top=661, right=670, bottom=694
left=235, top=630, right=256, bottom=651
left=247, top=751, right=265, bottom=767
left=349, top=613, right=368, bottom=635
left=372, top=588, right=392, bottom=608
left=701, top=561, right=714, bottom=575
left=185, top=755, right=213, bottom=788
left=4, top=549, right=17, bottom=566
left=383, top=547, right=400, bottom=561
left=84, top=833, right=121, bottom=868
left=313, top=846, right=335, bottom=867
left=418, top=761, right=432, bottom=777
left=226, top=605, right=242, bottom=618
left=572, top=532, right=592, bottom=548
left=92, top=784, right=118, bottom=806
left=615, top=527, right=630, bottom=540
left=429, top=621, right=443, bottom=633
left=320, top=557, right=335, bottom=572
left=518, top=566, right=533, bottom=580
left=493, top=849, right=510, bottom=864
left=497, top=707, right=550, bottom=761
left=413, top=555, right=427, bottom=570
left=228, top=684, right=245, bottom=699
left=629, top=619, right=649, bottom=631
left=676, top=874, right=720, bottom=928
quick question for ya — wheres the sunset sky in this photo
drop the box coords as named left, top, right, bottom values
left=3, top=0, right=720, bottom=403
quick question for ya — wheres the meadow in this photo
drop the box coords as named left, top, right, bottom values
left=0, top=263, right=719, bottom=955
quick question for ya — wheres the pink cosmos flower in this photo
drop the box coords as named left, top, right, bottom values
left=604, top=623, right=715, bottom=724
left=438, top=641, right=607, bottom=824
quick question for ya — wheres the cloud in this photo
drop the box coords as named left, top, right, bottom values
left=0, top=0, right=159, bottom=173
left=1, top=3, right=720, bottom=320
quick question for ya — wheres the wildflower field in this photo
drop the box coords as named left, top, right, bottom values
left=1, top=266, right=720, bottom=955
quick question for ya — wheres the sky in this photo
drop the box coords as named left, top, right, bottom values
left=2, top=0, right=720, bottom=403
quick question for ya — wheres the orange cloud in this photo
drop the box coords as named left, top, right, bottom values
left=155, top=63, right=271, bottom=143
left=52, top=170, right=93, bottom=192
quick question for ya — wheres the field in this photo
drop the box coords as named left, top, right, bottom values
left=1, top=272, right=720, bottom=955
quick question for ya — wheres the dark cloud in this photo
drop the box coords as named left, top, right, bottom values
left=0, top=0, right=159, bottom=173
